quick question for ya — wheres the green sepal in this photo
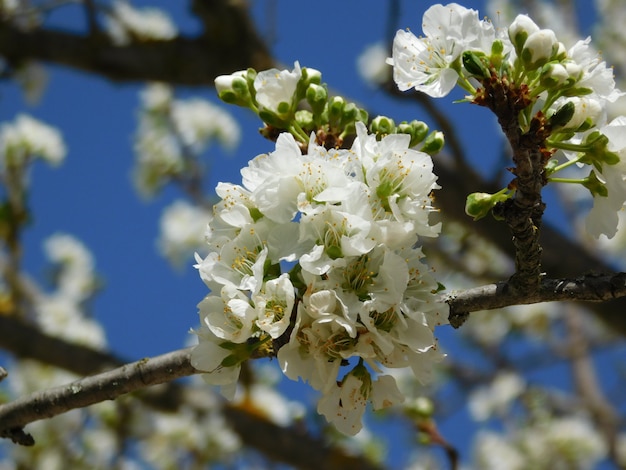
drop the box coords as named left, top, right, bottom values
left=582, top=170, right=608, bottom=197
left=462, top=50, right=491, bottom=79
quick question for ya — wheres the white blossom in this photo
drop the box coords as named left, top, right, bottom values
left=0, top=114, right=66, bottom=167
left=388, top=3, right=493, bottom=97
left=106, top=1, right=177, bottom=45
left=586, top=116, right=626, bottom=238
left=254, top=62, right=302, bottom=116
left=357, top=42, right=390, bottom=87
left=158, top=200, right=211, bottom=268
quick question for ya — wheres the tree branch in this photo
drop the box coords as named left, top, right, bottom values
left=0, top=348, right=195, bottom=444
left=446, top=272, right=626, bottom=328
left=0, top=1, right=273, bottom=85
left=0, top=347, right=384, bottom=470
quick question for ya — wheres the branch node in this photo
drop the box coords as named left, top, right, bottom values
left=1, top=427, right=34, bottom=446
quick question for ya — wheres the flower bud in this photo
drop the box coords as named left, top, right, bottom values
left=302, top=67, right=322, bottom=86
left=215, top=70, right=253, bottom=107
left=563, top=97, right=602, bottom=130
left=305, top=83, right=327, bottom=116
left=328, top=96, right=346, bottom=128
left=508, top=14, right=540, bottom=54
left=398, top=120, right=429, bottom=147
left=371, top=115, right=396, bottom=136
left=521, top=29, right=559, bottom=70
left=465, top=191, right=510, bottom=220
left=541, top=63, right=569, bottom=88
left=420, top=130, right=445, bottom=154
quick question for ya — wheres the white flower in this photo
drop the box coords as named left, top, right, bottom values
left=140, top=83, right=173, bottom=112
left=35, top=294, right=106, bottom=348
left=317, top=372, right=368, bottom=436
left=468, top=371, right=525, bottom=421
left=195, top=220, right=271, bottom=294
left=388, top=3, right=492, bottom=97
left=44, top=233, right=96, bottom=302
left=254, top=62, right=302, bottom=117
left=254, top=273, right=295, bottom=339
left=158, top=200, right=211, bottom=268
left=133, top=86, right=240, bottom=197
left=586, top=116, right=626, bottom=238
left=357, top=42, right=390, bottom=86
left=473, top=431, right=526, bottom=470
left=352, top=122, right=441, bottom=243
left=201, top=286, right=256, bottom=343
left=106, top=1, right=177, bottom=45
left=171, top=98, right=241, bottom=151
left=552, top=96, right=603, bottom=130
left=568, top=37, right=624, bottom=105
left=191, top=329, right=241, bottom=399
left=0, top=114, right=66, bottom=167
left=518, top=416, right=607, bottom=469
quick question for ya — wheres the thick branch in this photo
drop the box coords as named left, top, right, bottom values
left=0, top=3, right=273, bottom=84
left=446, top=272, right=626, bottom=328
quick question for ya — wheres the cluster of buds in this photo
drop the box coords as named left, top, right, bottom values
left=215, top=62, right=444, bottom=154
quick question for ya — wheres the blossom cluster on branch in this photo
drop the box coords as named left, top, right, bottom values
left=191, top=115, right=447, bottom=434
left=389, top=3, right=624, bottom=238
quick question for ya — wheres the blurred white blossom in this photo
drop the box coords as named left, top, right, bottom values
left=158, top=199, right=211, bottom=268
left=0, top=114, right=66, bottom=167
left=357, top=42, right=390, bottom=87
left=133, top=83, right=240, bottom=197
left=468, top=371, right=525, bottom=421
left=106, top=1, right=177, bottom=45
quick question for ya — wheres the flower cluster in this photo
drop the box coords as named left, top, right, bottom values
left=388, top=3, right=625, bottom=238
left=191, top=118, right=447, bottom=434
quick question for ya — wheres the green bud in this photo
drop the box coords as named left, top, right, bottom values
left=398, top=120, right=429, bottom=147
left=341, top=102, right=359, bottom=124
left=357, top=108, right=369, bottom=124
left=302, top=67, right=322, bottom=86
left=420, top=130, right=445, bottom=154
left=490, top=39, right=505, bottom=69
left=582, top=170, right=608, bottom=197
left=465, top=191, right=510, bottom=221
left=305, top=83, right=327, bottom=116
left=295, top=109, right=314, bottom=131
left=462, top=50, right=490, bottom=79
left=328, top=96, right=345, bottom=128
left=371, top=115, right=396, bottom=136
left=215, top=71, right=253, bottom=107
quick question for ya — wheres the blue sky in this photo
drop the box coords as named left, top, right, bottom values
left=0, top=0, right=613, bottom=467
